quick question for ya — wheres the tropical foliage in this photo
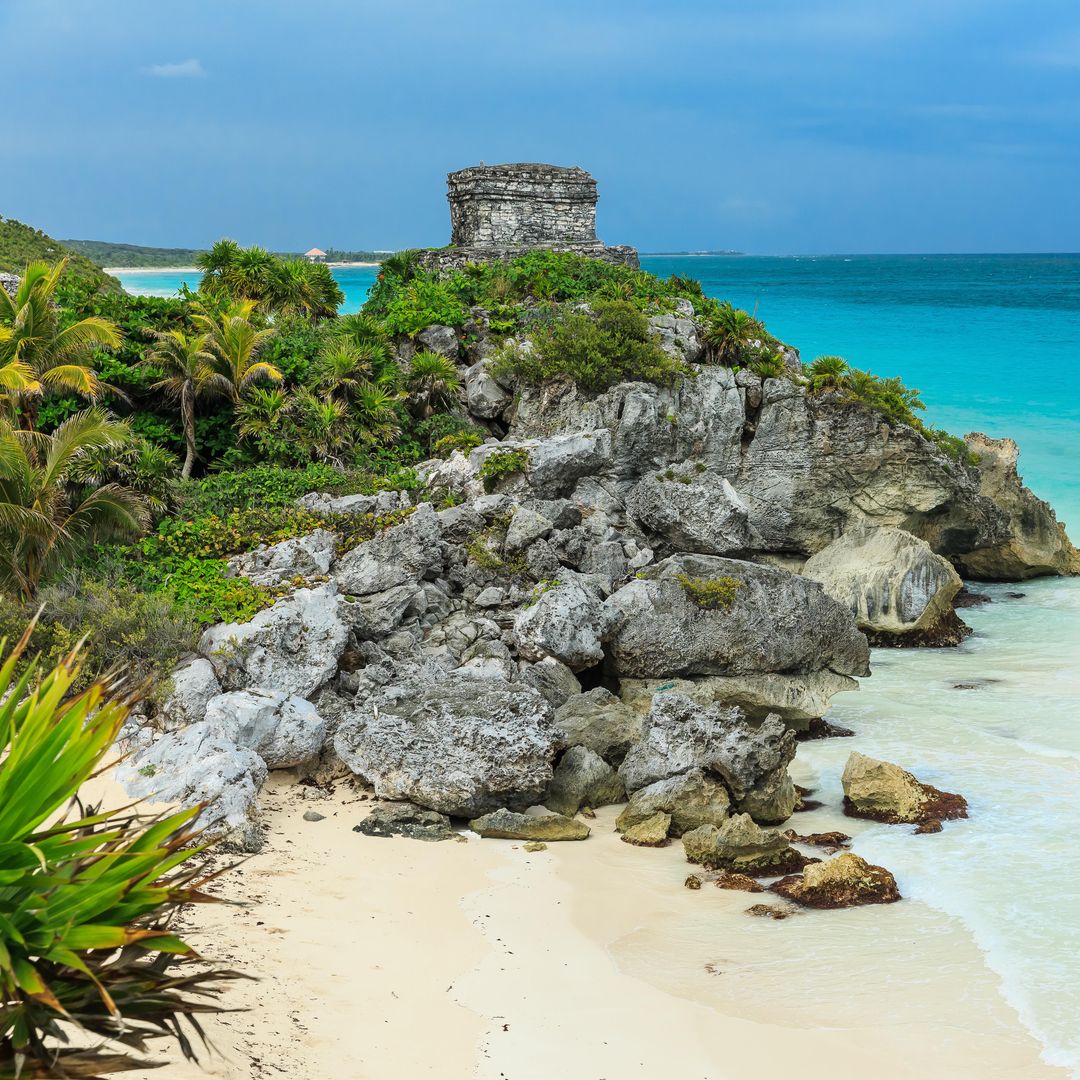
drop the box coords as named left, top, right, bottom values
left=0, top=632, right=244, bottom=1078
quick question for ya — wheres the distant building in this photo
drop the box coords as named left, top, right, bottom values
left=304, top=247, right=327, bottom=263
left=419, top=163, right=638, bottom=271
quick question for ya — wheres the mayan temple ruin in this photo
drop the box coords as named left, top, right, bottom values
left=421, top=162, right=638, bottom=269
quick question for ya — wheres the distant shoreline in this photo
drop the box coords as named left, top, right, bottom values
left=106, top=261, right=380, bottom=274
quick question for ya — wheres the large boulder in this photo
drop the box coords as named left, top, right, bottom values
left=471, top=432, right=612, bottom=500
left=841, top=752, right=968, bottom=825
left=552, top=688, right=642, bottom=764
left=333, top=676, right=559, bottom=818
left=681, top=814, right=813, bottom=876
left=203, top=689, right=326, bottom=770
left=606, top=555, right=870, bottom=680
left=625, top=474, right=750, bottom=556
left=619, top=671, right=857, bottom=731
left=227, top=529, right=336, bottom=587
left=770, top=852, right=901, bottom=908
left=618, top=693, right=797, bottom=823
left=616, top=768, right=730, bottom=838
left=465, top=359, right=513, bottom=419
left=802, top=526, right=966, bottom=644
left=161, top=657, right=220, bottom=729
left=512, top=579, right=617, bottom=671
left=955, top=434, right=1080, bottom=580
left=199, top=584, right=348, bottom=699
left=416, top=323, right=459, bottom=360
left=542, top=746, right=625, bottom=816
left=334, top=505, right=445, bottom=596
left=118, top=725, right=267, bottom=853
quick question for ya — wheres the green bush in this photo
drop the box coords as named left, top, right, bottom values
left=676, top=573, right=741, bottom=611
left=493, top=299, right=684, bottom=392
left=479, top=447, right=529, bottom=492
left=381, top=277, right=468, bottom=335
left=433, top=431, right=483, bottom=457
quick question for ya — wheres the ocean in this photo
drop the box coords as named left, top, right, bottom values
left=116, top=254, right=1080, bottom=1073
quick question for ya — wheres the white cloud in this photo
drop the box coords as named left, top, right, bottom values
left=143, top=58, right=205, bottom=78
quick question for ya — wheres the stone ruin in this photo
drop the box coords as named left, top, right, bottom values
left=420, top=163, right=638, bottom=270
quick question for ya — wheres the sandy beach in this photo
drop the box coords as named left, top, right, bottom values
left=113, top=773, right=1061, bottom=1080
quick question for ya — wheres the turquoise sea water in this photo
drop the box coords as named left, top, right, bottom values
left=118, top=255, right=1080, bottom=1071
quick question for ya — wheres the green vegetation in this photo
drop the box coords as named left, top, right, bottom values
left=479, top=447, right=529, bottom=492
left=60, top=238, right=387, bottom=269
left=676, top=573, right=742, bottom=611
left=0, top=634, right=243, bottom=1078
left=0, top=217, right=120, bottom=292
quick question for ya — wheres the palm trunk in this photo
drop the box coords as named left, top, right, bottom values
left=181, top=385, right=197, bottom=480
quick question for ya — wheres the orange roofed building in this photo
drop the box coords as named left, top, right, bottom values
left=304, top=247, right=327, bottom=263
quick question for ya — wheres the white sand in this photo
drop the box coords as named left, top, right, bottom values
left=118, top=776, right=1061, bottom=1080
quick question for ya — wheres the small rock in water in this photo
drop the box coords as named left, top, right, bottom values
left=783, top=829, right=852, bottom=848
left=714, top=871, right=765, bottom=893
left=684, top=874, right=703, bottom=890
left=620, top=811, right=671, bottom=847
left=797, top=717, right=856, bottom=740
left=354, top=803, right=455, bottom=842
left=842, top=751, right=968, bottom=825
left=746, top=903, right=794, bottom=920
left=523, top=841, right=547, bottom=852
left=302, top=810, right=326, bottom=822
left=953, top=588, right=992, bottom=609
left=1006, top=591, right=1026, bottom=599
left=770, top=852, right=901, bottom=909
left=914, top=818, right=943, bottom=834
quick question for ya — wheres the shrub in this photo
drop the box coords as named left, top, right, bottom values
left=0, top=634, right=244, bottom=1078
left=493, top=300, right=683, bottom=392
left=479, top=448, right=529, bottom=492
left=676, top=573, right=741, bottom=611
left=433, top=431, right=483, bottom=457
left=381, top=277, right=467, bottom=336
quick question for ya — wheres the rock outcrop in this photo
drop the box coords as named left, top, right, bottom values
left=682, top=814, right=814, bottom=876
left=802, top=526, right=967, bottom=645
left=770, top=852, right=901, bottom=908
left=354, top=803, right=456, bottom=842
left=468, top=808, right=590, bottom=841
left=616, top=769, right=730, bottom=838
left=841, top=751, right=968, bottom=825
left=542, top=746, right=624, bottom=817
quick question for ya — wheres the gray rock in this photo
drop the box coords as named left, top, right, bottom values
left=303, top=809, right=326, bottom=822
left=342, top=584, right=423, bottom=640
left=227, top=529, right=336, bottom=587
left=552, top=688, right=642, bottom=764
left=518, top=656, right=582, bottom=709
left=416, top=323, right=459, bottom=360
left=118, top=725, right=268, bottom=852
left=648, top=314, right=703, bottom=363
left=542, top=746, right=625, bottom=817
left=465, top=359, right=513, bottom=419
left=334, top=505, right=445, bottom=597
left=334, top=675, right=559, bottom=817
left=199, top=584, right=348, bottom=699
left=468, top=808, right=590, bottom=841
left=616, top=769, right=730, bottom=837
left=606, top=554, right=870, bottom=679
left=505, top=507, right=553, bottom=552
left=353, top=803, right=455, bottom=842
left=297, top=489, right=409, bottom=516
left=513, top=579, right=617, bottom=671
left=682, top=814, right=810, bottom=875
left=618, top=693, right=797, bottom=824
left=203, top=689, right=327, bottom=770
left=474, top=586, right=505, bottom=608
left=625, top=474, right=750, bottom=555
left=161, top=657, right=220, bottom=729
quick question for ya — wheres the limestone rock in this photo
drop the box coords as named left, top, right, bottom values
left=802, top=526, right=965, bottom=643
left=227, top=529, right=336, bottom=587
left=334, top=675, right=558, bottom=818
left=606, top=555, right=870, bottom=680
left=465, top=359, right=513, bottom=419
left=625, top=474, right=750, bottom=556
left=505, top=507, right=553, bottom=552
left=552, top=688, right=642, bottom=764
left=619, top=671, right=858, bottom=731
left=334, top=505, right=444, bottom=597
left=647, top=314, right=703, bottom=363
left=770, top=852, right=901, bottom=908
left=956, top=434, right=1080, bottom=580
left=297, top=489, right=409, bottom=516
left=512, top=579, right=617, bottom=671
left=118, top=725, right=267, bottom=853
left=161, top=657, right=220, bottom=729
left=203, top=689, right=327, bottom=770
left=416, top=323, right=459, bottom=360
left=199, top=584, right=348, bottom=699
left=615, top=769, right=730, bottom=837
left=542, top=746, right=625, bottom=817
left=681, top=814, right=813, bottom=876
left=469, top=808, right=590, bottom=841
left=519, top=656, right=582, bottom=709
left=353, top=803, right=455, bottom=842
left=619, top=811, right=671, bottom=847
left=841, top=751, right=968, bottom=825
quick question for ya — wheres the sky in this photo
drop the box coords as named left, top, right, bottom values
left=3, top=0, right=1080, bottom=254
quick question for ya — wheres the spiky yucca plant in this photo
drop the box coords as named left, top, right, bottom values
left=0, top=629, right=245, bottom=1079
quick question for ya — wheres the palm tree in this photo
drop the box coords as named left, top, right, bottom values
left=701, top=302, right=756, bottom=365
left=807, top=355, right=850, bottom=392
left=0, top=260, right=122, bottom=423
left=406, top=351, right=461, bottom=418
left=192, top=301, right=282, bottom=401
left=0, top=408, right=148, bottom=598
left=142, top=329, right=222, bottom=478
left=330, top=314, right=398, bottom=387
left=310, top=342, right=373, bottom=402
left=295, top=389, right=353, bottom=465
left=379, top=249, right=421, bottom=285
left=353, top=383, right=401, bottom=446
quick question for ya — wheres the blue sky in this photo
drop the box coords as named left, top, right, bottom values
left=3, top=0, right=1079, bottom=254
